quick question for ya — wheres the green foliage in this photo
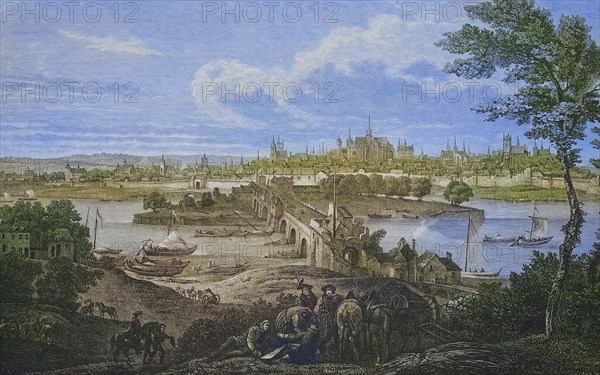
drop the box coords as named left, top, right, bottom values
left=412, top=177, right=432, bottom=200
left=35, top=257, right=103, bottom=311
left=360, top=229, right=386, bottom=256
left=201, top=192, right=215, bottom=207
left=143, top=191, right=169, bottom=212
left=0, top=251, right=43, bottom=303
left=212, top=187, right=221, bottom=200
left=443, top=181, right=473, bottom=205
left=442, top=251, right=600, bottom=344
left=369, top=174, right=385, bottom=195
left=82, top=168, right=112, bottom=182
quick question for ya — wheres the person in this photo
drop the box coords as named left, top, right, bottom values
left=297, top=279, right=317, bottom=310
left=269, top=324, right=319, bottom=364
left=123, top=311, right=143, bottom=353
left=146, top=323, right=176, bottom=364
left=315, top=284, right=343, bottom=317
left=208, top=320, right=280, bottom=362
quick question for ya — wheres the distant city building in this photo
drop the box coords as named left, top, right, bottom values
left=440, top=137, right=470, bottom=166
left=502, top=133, right=529, bottom=164
left=532, top=140, right=551, bottom=156
left=270, top=136, right=288, bottom=161
left=395, top=138, right=415, bottom=158
left=336, top=116, right=394, bottom=161
left=65, top=160, right=87, bottom=182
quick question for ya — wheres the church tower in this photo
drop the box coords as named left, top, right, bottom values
left=270, top=135, right=277, bottom=161
left=159, top=155, right=167, bottom=175
left=503, top=133, right=512, bottom=163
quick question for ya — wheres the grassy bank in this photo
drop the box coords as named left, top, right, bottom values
left=1, top=181, right=162, bottom=201
left=472, top=185, right=599, bottom=202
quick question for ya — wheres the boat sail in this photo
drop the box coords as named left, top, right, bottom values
left=462, top=215, right=502, bottom=279
left=511, top=207, right=553, bottom=247
left=138, top=209, right=197, bottom=256
left=90, top=208, right=123, bottom=256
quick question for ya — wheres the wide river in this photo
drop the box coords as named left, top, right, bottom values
left=30, top=193, right=599, bottom=278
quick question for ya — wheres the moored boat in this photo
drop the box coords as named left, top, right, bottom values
left=140, top=231, right=197, bottom=256
left=462, top=215, right=502, bottom=279
left=125, top=259, right=188, bottom=277
left=368, top=213, right=392, bottom=219
left=483, top=234, right=518, bottom=243
left=510, top=207, right=553, bottom=247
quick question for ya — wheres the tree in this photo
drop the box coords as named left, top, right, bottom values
left=35, top=257, right=103, bottom=311
left=369, top=174, right=385, bottom=195
left=443, top=181, right=473, bottom=205
left=144, top=191, right=168, bottom=213
left=436, top=0, right=600, bottom=338
left=412, top=177, right=432, bottom=200
left=361, top=229, right=386, bottom=256
left=212, top=187, right=221, bottom=200
left=355, top=174, right=371, bottom=195
left=384, top=176, right=401, bottom=197
left=337, top=174, right=358, bottom=196
left=201, top=192, right=214, bottom=207
left=0, top=251, right=43, bottom=304
left=397, top=176, right=412, bottom=198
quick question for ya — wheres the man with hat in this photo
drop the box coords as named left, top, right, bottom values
left=123, top=311, right=143, bottom=352
left=315, top=284, right=343, bottom=317
left=208, top=320, right=280, bottom=361
left=297, top=278, right=317, bottom=310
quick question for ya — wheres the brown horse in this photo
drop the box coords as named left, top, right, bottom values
left=364, top=304, right=393, bottom=364
left=336, top=299, right=365, bottom=362
left=109, top=322, right=162, bottom=364
left=94, top=302, right=118, bottom=320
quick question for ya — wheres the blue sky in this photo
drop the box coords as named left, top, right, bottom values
left=1, top=0, right=598, bottom=162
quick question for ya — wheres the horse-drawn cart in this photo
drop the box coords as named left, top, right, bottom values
left=201, top=289, right=220, bottom=307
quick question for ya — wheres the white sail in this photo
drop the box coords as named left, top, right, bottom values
left=3, top=192, right=10, bottom=198
left=463, top=217, right=495, bottom=273
left=158, top=231, right=190, bottom=250
left=25, top=189, right=35, bottom=198
left=529, top=216, right=548, bottom=238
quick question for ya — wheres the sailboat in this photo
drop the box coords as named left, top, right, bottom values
left=138, top=209, right=197, bottom=256
left=510, top=207, right=553, bottom=247
left=17, top=189, right=38, bottom=201
left=462, top=215, right=502, bottom=279
left=90, top=208, right=123, bottom=256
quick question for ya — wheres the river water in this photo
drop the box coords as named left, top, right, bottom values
left=366, top=199, right=599, bottom=278
left=24, top=194, right=600, bottom=278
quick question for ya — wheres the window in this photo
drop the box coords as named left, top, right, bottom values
left=19, top=234, right=23, bottom=240
left=11, top=234, right=15, bottom=240
left=25, top=234, right=29, bottom=239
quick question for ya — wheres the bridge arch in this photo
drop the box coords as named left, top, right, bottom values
left=289, top=228, right=297, bottom=244
left=279, top=219, right=287, bottom=233
left=261, top=206, right=268, bottom=218
left=300, top=238, right=308, bottom=258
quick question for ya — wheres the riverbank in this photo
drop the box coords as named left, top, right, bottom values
left=472, top=184, right=599, bottom=202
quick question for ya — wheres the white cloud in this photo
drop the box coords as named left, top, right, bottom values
left=58, top=31, right=161, bottom=56
left=190, top=14, right=460, bottom=129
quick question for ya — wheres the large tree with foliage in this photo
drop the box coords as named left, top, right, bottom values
left=143, top=191, right=169, bottom=213
left=412, top=177, right=433, bottom=200
left=35, top=257, right=103, bottom=311
left=0, top=251, right=43, bottom=304
left=436, top=0, right=600, bottom=338
left=443, top=181, right=473, bottom=205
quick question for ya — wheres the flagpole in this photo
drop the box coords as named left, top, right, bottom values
left=93, top=208, right=99, bottom=250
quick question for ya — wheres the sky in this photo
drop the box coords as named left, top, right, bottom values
left=1, top=0, right=599, bottom=163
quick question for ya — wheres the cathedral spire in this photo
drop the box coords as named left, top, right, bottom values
left=453, top=136, right=458, bottom=152
left=367, top=114, right=372, bottom=137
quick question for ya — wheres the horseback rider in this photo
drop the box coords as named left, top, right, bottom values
left=208, top=320, right=280, bottom=361
left=123, top=311, right=143, bottom=352
left=297, top=278, right=317, bottom=310
left=315, top=284, right=343, bottom=317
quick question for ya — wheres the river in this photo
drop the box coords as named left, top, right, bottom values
left=366, top=199, right=599, bottom=278
left=21, top=195, right=600, bottom=278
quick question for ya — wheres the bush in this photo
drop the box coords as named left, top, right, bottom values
left=443, top=180, right=473, bottom=205
left=0, top=251, right=43, bottom=304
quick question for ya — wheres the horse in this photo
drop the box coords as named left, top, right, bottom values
left=142, top=324, right=176, bottom=364
left=336, top=299, right=365, bottom=362
left=363, top=303, right=393, bottom=364
left=80, top=304, right=94, bottom=317
left=94, top=302, right=118, bottom=320
left=109, top=321, right=162, bottom=364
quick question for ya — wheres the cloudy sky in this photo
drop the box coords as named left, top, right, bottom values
left=1, top=0, right=598, bottom=162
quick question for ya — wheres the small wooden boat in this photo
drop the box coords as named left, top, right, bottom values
left=125, top=259, right=189, bottom=277
left=483, top=234, right=518, bottom=243
left=92, top=247, right=123, bottom=255
left=462, top=215, right=501, bottom=279
left=17, top=190, right=38, bottom=201
left=368, top=213, right=392, bottom=219
left=402, top=213, right=419, bottom=219
left=134, top=257, right=190, bottom=267
left=194, top=228, right=234, bottom=237
left=510, top=207, right=553, bottom=247
left=462, top=268, right=503, bottom=279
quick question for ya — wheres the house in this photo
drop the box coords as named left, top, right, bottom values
left=417, top=251, right=462, bottom=284
left=46, top=229, right=75, bottom=260
left=0, top=229, right=31, bottom=257
left=65, top=161, right=87, bottom=182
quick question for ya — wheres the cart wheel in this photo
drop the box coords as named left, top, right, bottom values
left=202, top=295, right=209, bottom=307
left=13, top=312, right=29, bottom=325
left=215, top=294, right=220, bottom=304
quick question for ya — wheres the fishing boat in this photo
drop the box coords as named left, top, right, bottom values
left=194, top=228, right=234, bottom=237
left=89, top=208, right=123, bottom=257
left=141, top=232, right=197, bottom=256
left=368, top=213, right=392, bottom=219
left=125, top=259, right=188, bottom=277
left=462, top=215, right=502, bottom=279
left=134, top=256, right=190, bottom=268
left=510, top=207, right=553, bottom=247
left=483, top=234, right=518, bottom=243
